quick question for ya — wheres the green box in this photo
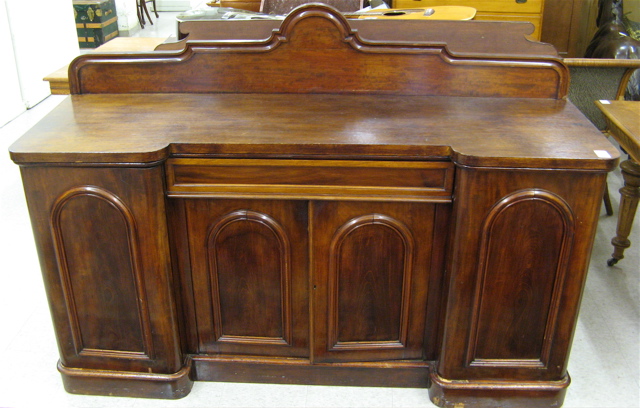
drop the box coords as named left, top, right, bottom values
left=73, top=0, right=119, bottom=48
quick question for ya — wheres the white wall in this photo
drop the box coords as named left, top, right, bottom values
left=0, top=0, right=24, bottom=127
left=2, top=0, right=78, bottom=115
left=115, top=0, right=140, bottom=32
left=156, top=0, right=201, bottom=12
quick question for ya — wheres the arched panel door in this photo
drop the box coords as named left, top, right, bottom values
left=184, top=199, right=310, bottom=358
left=51, top=186, right=153, bottom=361
left=466, top=189, right=575, bottom=370
left=312, top=201, right=443, bottom=363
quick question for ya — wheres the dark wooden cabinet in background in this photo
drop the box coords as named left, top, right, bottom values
left=10, top=7, right=619, bottom=407
left=385, top=0, right=600, bottom=56
left=542, top=0, right=598, bottom=57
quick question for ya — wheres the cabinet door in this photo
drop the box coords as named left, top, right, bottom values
left=20, top=166, right=183, bottom=375
left=185, top=199, right=309, bottom=358
left=312, top=201, right=441, bottom=363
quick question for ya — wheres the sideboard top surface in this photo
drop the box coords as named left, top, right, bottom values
left=9, top=93, right=618, bottom=170
left=9, top=5, right=618, bottom=170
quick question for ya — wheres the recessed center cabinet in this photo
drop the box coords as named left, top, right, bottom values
left=311, top=200, right=446, bottom=364
left=184, top=199, right=310, bottom=358
left=169, top=158, right=453, bottom=363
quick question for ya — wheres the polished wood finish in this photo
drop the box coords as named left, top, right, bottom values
left=190, top=355, right=431, bottom=387
left=311, top=201, right=442, bottom=363
left=67, top=17, right=566, bottom=97
left=13, top=94, right=615, bottom=168
left=185, top=199, right=310, bottom=357
left=18, top=165, right=190, bottom=397
left=596, top=100, right=640, bottom=266
left=10, top=6, right=619, bottom=407
left=166, top=158, right=454, bottom=201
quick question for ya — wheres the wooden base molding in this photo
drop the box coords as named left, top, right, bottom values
left=191, top=355, right=431, bottom=388
left=429, top=371, right=570, bottom=408
left=58, top=360, right=194, bottom=399
left=57, top=354, right=573, bottom=404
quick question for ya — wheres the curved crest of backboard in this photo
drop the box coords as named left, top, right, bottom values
left=69, top=4, right=567, bottom=98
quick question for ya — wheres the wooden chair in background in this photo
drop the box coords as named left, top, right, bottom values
left=137, top=0, right=159, bottom=28
left=565, top=58, right=640, bottom=215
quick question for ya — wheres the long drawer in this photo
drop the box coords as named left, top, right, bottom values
left=165, top=158, right=454, bottom=202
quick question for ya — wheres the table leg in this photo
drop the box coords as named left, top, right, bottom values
left=608, top=158, right=640, bottom=266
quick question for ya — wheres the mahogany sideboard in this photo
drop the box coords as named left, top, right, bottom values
left=10, top=6, right=619, bottom=407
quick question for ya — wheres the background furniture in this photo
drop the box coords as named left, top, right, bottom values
left=260, top=0, right=362, bottom=14
left=43, top=37, right=169, bottom=95
left=11, top=6, right=618, bottom=407
left=392, top=0, right=544, bottom=40
left=597, top=100, right=640, bottom=265
left=542, top=0, right=598, bottom=57
left=137, top=0, right=159, bottom=28
left=543, top=0, right=640, bottom=58
left=207, top=0, right=633, bottom=56
left=220, top=0, right=261, bottom=12
left=349, top=6, right=476, bottom=20
left=565, top=58, right=640, bottom=130
left=174, top=11, right=540, bottom=42
left=564, top=58, right=640, bottom=215
left=73, top=0, right=119, bottom=48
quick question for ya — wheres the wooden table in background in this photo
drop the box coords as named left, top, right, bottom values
left=597, top=100, right=640, bottom=266
left=44, top=37, right=169, bottom=95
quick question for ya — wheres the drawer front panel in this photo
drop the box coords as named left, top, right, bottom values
left=393, top=0, right=543, bottom=14
left=166, top=159, right=454, bottom=201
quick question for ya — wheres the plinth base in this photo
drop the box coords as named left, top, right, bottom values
left=58, top=359, right=193, bottom=399
left=429, top=371, right=570, bottom=408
